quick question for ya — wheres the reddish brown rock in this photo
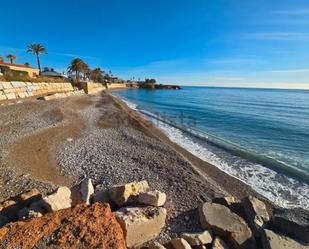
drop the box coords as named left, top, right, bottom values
left=0, top=203, right=126, bottom=249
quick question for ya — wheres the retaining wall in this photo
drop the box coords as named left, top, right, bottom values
left=0, top=81, right=79, bottom=102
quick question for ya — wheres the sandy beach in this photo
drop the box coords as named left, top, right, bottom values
left=0, top=91, right=269, bottom=241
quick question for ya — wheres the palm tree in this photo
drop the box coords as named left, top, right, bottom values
left=90, top=68, right=104, bottom=82
left=81, top=63, right=90, bottom=80
left=27, top=43, right=46, bottom=73
left=68, top=58, right=88, bottom=81
left=6, top=54, right=16, bottom=64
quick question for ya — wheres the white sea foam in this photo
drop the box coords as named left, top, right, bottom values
left=117, top=96, right=309, bottom=210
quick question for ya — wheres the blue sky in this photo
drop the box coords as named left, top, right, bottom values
left=1, top=0, right=309, bottom=89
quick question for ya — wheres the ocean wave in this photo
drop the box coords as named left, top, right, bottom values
left=118, top=96, right=309, bottom=210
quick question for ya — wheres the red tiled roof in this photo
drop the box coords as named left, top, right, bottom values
left=0, top=61, right=36, bottom=69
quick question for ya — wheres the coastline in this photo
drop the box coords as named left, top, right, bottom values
left=0, top=91, right=274, bottom=241
left=109, top=92, right=271, bottom=204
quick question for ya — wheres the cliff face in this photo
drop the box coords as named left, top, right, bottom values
left=0, top=203, right=126, bottom=249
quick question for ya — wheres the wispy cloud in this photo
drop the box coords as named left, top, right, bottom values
left=273, top=9, right=309, bottom=16
left=271, top=68, right=309, bottom=73
left=209, top=57, right=265, bottom=65
left=242, top=32, right=309, bottom=41
left=48, top=51, right=96, bottom=59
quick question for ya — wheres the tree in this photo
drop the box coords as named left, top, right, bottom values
left=43, top=67, right=49, bottom=72
left=67, top=58, right=88, bottom=81
left=27, top=43, right=46, bottom=73
left=81, top=63, right=90, bottom=80
left=24, top=62, right=30, bottom=67
left=90, top=68, right=105, bottom=82
left=145, top=78, right=156, bottom=84
left=0, top=56, right=3, bottom=62
left=6, top=54, right=16, bottom=64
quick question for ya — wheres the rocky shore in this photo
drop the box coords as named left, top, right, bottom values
left=0, top=179, right=308, bottom=248
left=0, top=91, right=308, bottom=248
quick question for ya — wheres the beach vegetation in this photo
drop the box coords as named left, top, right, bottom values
left=27, top=43, right=47, bottom=73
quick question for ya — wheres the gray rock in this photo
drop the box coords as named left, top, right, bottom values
left=38, top=186, right=72, bottom=212
left=171, top=238, right=192, bottom=249
left=109, top=180, right=149, bottom=206
left=212, top=196, right=236, bottom=207
left=262, top=229, right=309, bottom=249
left=148, top=241, right=167, bottom=249
left=115, top=206, right=167, bottom=248
left=199, top=202, right=256, bottom=249
left=212, top=237, right=230, bottom=249
left=71, top=178, right=94, bottom=205
left=271, top=207, right=309, bottom=243
left=138, top=190, right=167, bottom=207
left=92, top=189, right=111, bottom=204
left=181, top=230, right=213, bottom=246
left=243, top=196, right=270, bottom=237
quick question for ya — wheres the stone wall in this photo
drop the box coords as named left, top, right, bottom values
left=80, top=82, right=107, bottom=94
left=0, top=81, right=80, bottom=102
left=107, top=83, right=127, bottom=89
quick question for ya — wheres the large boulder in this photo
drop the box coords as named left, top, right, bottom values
left=109, top=180, right=149, bottom=206
left=137, top=190, right=166, bottom=207
left=115, top=206, right=166, bottom=248
left=92, top=189, right=111, bottom=203
left=71, top=178, right=94, bottom=205
left=37, top=186, right=72, bottom=212
left=271, top=207, right=309, bottom=243
left=181, top=230, right=213, bottom=246
left=212, top=237, right=231, bottom=249
left=149, top=241, right=167, bottom=249
left=0, top=188, right=41, bottom=220
left=212, top=196, right=236, bottom=207
left=242, top=196, right=270, bottom=236
left=199, top=202, right=256, bottom=249
left=262, top=229, right=308, bottom=249
left=171, top=238, right=192, bottom=249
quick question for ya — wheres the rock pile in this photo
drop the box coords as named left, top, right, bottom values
left=0, top=179, right=308, bottom=249
left=144, top=195, right=308, bottom=249
left=0, top=179, right=168, bottom=248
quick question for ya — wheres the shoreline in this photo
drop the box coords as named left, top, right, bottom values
left=110, top=89, right=309, bottom=210
left=0, top=91, right=276, bottom=241
left=108, top=92, right=272, bottom=206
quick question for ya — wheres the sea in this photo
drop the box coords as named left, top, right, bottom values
left=113, top=86, right=309, bottom=209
